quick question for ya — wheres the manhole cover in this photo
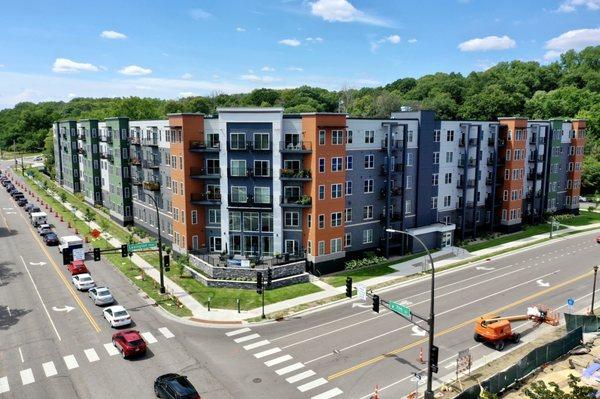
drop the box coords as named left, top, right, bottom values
left=253, top=378, right=262, bottom=384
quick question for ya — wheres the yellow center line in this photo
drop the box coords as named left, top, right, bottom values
left=328, top=270, right=593, bottom=381
left=18, top=199, right=101, bottom=333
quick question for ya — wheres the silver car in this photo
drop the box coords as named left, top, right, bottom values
left=88, top=286, right=114, bottom=306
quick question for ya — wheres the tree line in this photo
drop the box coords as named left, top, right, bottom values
left=1, top=46, right=599, bottom=193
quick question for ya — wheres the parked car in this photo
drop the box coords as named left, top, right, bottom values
left=72, top=273, right=95, bottom=291
left=27, top=206, right=41, bottom=215
left=37, top=224, right=52, bottom=235
left=88, top=286, right=114, bottom=306
left=16, top=197, right=28, bottom=207
left=43, top=232, right=59, bottom=246
left=33, top=156, right=43, bottom=161
left=10, top=190, right=21, bottom=198
left=103, top=305, right=132, bottom=328
left=154, top=374, right=200, bottom=399
left=6, top=185, right=15, bottom=193
left=580, top=196, right=588, bottom=202
left=67, top=260, right=89, bottom=275
left=112, top=330, right=147, bottom=358
left=24, top=203, right=35, bottom=213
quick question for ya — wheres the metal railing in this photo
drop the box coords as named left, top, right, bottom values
left=280, top=141, right=312, bottom=152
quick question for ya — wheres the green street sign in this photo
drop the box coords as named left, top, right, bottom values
left=128, top=241, right=158, bottom=252
left=389, top=301, right=411, bottom=318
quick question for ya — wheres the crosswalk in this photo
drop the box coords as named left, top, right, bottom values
left=226, top=327, right=343, bottom=399
left=0, top=327, right=175, bottom=395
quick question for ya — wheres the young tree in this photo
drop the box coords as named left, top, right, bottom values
left=523, top=374, right=596, bottom=399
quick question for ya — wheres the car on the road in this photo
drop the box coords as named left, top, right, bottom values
left=43, top=232, right=59, bottom=246
left=88, top=286, right=114, bottom=306
left=6, top=185, right=15, bottom=193
left=27, top=205, right=41, bottom=215
left=33, top=156, right=43, bottom=161
left=37, top=223, right=52, bottom=235
left=112, top=330, right=147, bottom=358
left=1, top=179, right=10, bottom=187
left=24, top=203, right=35, bottom=212
left=154, top=374, right=200, bottom=399
left=67, top=260, right=89, bottom=275
left=72, top=273, right=95, bottom=291
left=10, top=190, right=22, bottom=198
left=103, top=305, right=132, bottom=328
left=16, top=197, right=28, bottom=207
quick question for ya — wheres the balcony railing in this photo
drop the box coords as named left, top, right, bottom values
left=228, top=141, right=272, bottom=151
left=191, top=192, right=221, bottom=204
left=100, top=135, right=113, bottom=144
left=100, top=152, right=113, bottom=162
left=143, top=159, right=160, bottom=169
left=488, top=137, right=495, bottom=146
left=468, top=138, right=477, bottom=146
left=527, top=172, right=543, bottom=180
left=457, top=180, right=476, bottom=189
left=379, top=163, right=404, bottom=175
left=458, top=158, right=476, bottom=168
left=459, top=137, right=465, bottom=147
left=129, top=136, right=141, bottom=145
left=131, top=158, right=142, bottom=166
left=143, top=181, right=160, bottom=191
left=228, top=194, right=273, bottom=208
left=280, top=141, right=312, bottom=153
left=485, top=177, right=493, bottom=185
left=189, top=140, right=220, bottom=152
left=78, top=134, right=87, bottom=142
left=77, top=148, right=87, bottom=156
left=280, top=195, right=312, bottom=208
left=280, top=168, right=311, bottom=180
left=190, top=167, right=221, bottom=179
left=379, top=186, right=402, bottom=199
left=486, top=156, right=495, bottom=166
left=380, top=139, right=403, bottom=151
left=132, top=176, right=143, bottom=186
left=379, top=212, right=402, bottom=223
left=141, top=137, right=158, bottom=146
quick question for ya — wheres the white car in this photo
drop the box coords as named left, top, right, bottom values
left=88, top=286, right=114, bottom=306
left=72, top=273, right=95, bottom=291
left=37, top=223, right=52, bottom=235
left=579, top=196, right=588, bottom=203
left=103, top=305, right=132, bottom=328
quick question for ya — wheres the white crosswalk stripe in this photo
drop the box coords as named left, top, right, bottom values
left=84, top=348, right=100, bottom=363
left=0, top=376, right=8, bottom=393
left=225, top=327, right=251, bottom=337
left=104, top=342, right=119, bottom=356
left=243, top=340, right=270, bottom=351
left=234, top=333, right=260, bottom=343
left=254, top=347, right=281, bottom=359
left=141, top=332, right=158, bottom=344
left=264, top=354, right=292, bottom=367
left=20, top=369, right=35, bottom=385
left=42, top=361, right=57, bottom=377
left=275, top=362, right=304, bottom=376
left=311, top=388, right=344, bottom=399
left=63, top=355, right=79, bottom=370
left=286, top=370, right=316, bottom=384
left=298, top=378, right=328, bottom=392
left=159, top=327, right=175, bottom=339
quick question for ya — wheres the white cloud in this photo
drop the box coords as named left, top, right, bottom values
left=179, top=92, right=195, bottom=97
left=544, top=28, right=600, bottom=60
left=52, top=58, right=100, bottom=73
left=408, top=38, right=418, bottom=44
left=212, top=74, right=220, bottom=79
left=370, top=34, right=401, bottom=52
left=306, top=37, right=324, bottom=43
left=119, top=65, right=152, bottom=76
left=236, top=27, right=246, bottom=32
left=189, top=8, right=212, bottom=20
left=309, top=0, right=390, bottom=27
left=557, top=0, right=600, bottom=12
left=458, top=35, right=516, bottom=51
left=387, top=34, right=401, bottom=44
left=181, top=73, right=193, bottom=80
left=240, top=74, right=281, bottom=83
left=287, top=66, right=304, bottom=72
left=279, top=38, right=301, bottom=47
left=261, top=66, right=275, bottom=72
left=68, top=93, right=76, bottom=98
left=100, top=30, right=127, bottom=40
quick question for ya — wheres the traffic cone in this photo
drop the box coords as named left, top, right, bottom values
left=371, top=385, right=379, bottom=399
left=419, top=347, right=425, bottom=364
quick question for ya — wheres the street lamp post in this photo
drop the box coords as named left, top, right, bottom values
left=145, top=193, right=165, bottom=294
left=591, top=265, right=598, bottom=315
left=386, top=228, right=436, bottom=399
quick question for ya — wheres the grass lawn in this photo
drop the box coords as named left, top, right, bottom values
left=323, top=265, right=397, bottom=287
left=557, top=211, right=600, bottom=227
left=461, top=224, right=554, bottom=252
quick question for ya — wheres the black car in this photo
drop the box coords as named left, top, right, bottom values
left=17, top=198, right=27, bottom=207
left=7, top=186, right=16, bottom=193
left=154, top=374, right=200, bottom=399
left=27, top=206, right=41, bottom=214
left=10, top=191, right=22, bottom=198
left=43, top=232, right=59, bottom=246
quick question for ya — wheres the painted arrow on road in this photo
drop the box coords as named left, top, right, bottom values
left=2, top=207, right=13, bottom=210
left=476, top=266, right=495, bottom=271
left=536, top=279, right=550, bottom=287
left=29, top=262, right=47, bottom=266
left=5, top=212, right=16, bottom=215
left=52, top=306, right=75, bottom=313
left=411, top=325, right=427, bottom=336
left=352, top=303, right=371, bottom=308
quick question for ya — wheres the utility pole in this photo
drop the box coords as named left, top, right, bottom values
left=549, top=216, right=555, bottom=238
left=591, top=265, right=598, bottom=315
left=146, top=193, right=165, bottom=294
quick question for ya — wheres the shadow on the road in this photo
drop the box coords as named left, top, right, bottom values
left=0, top=306, right=32, bottom=330
left=0, top=227, right=17, bottom=238
left=127, top=303, right=156, bottom=312
left=0, top=261, right=21, bottom=287
left=129, top=348, right=155, bottom=362
left=385, top=353, right=423, bottom=372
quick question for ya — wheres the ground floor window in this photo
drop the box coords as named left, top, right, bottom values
left=209, top=236, right=222, bottom=252
left=285, top=239, right=297, bottom=254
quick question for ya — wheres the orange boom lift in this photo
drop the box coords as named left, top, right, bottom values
left=473, top=306, right=559, bottom=351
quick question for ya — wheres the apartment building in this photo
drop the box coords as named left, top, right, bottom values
left=53, top=109, right=585, bottom=272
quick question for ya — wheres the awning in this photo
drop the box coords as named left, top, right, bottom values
left=406, top=223, right=456, bottom=236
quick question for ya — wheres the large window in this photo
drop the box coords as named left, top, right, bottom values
left=254, top=160, right=270, bottom=177
left=331, top=157, right=343, bottom=172
left=254, top=133, right=270, bottom=150
left=206, top=159, right=220, bottom=175
left=364, top=130, right=374, bottom=144
left=331, top=183, right=342, bottom=199
left=284, top=211, right=300, bottom=227
left=230, top=133, right=246, bottom=149
left=332, top=130, right=344, bottom=145
left=331, top=212, right=342, bottom=227
left=230, top=235, right=242, bottom=254
left=364, top=154, right=374, bottom=169
left=231, top=186, right=247, bottom=203
left=262, top=213, right=273, bottom=232
left=283, top=159, right=300, bottom=171
left=284, top=186, right=301, bottom=200
left=230, top=160, right=246, bottom=176
left=364, top=179, right=374, bottom=193
left=229, top=212, right=241, bottom=231
left=254, top=187, right=270, bottom=204
left=362, top=229, right=373, bottom=244
left=244, top=235, right=259, bottom=255
left=363, top=205, right=373, bottom=220
left=208, top=209, right=221, bottom=224
left=331, top=238, right=342, bottom=253
left=243, top=212, right=259, bottom=232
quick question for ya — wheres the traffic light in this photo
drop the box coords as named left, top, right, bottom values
left=430, top=345, right=439, bottom=373
left=372, top=294, right=380, bottom=313
left=267, top=268, right=272, bottom=288
left=62, top=248, right=72, bottom=265
left=93, top=247, right=101, bottom=261
left=345, top=277, right=353, bottom=298
left=256, top=272, right=263, bottom=294
left=121, top=244, right=128, bottom=257
left=163, top=255, right=170, bottom=272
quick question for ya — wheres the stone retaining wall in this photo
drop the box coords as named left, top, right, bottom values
left=184, top=265, right=310, bottom=289
left=189, top=255, right=306, bottom=281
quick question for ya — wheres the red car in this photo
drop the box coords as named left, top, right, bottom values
left=67, top=260, right=89, bottom=275
left=596, top=235, right=600, bottom=244
left=112, top=330, right=147, bottom=358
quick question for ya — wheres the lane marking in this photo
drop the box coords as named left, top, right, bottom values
left=272, top=310, right=371, bottom=342
left=158, top=327, right=174, bottom=339
left=18, top=347, right=24, bottom=363
left=276, top=362, right=305, bottom=376
left=84, top=348, right=100, bottom=363
left=0, top=377, right=8, bottom=393
left=298, top=378, right=328, bottom=392
left=234, top=333, right=260, bottom=343
left=286, top=370, right=316, bottom=384
left=254, top=347, right=281, bottom=359
left=141, top=332, right=158, bottom=344
left=327, top=269, right=592, bottom=381
left=20, top=368, right=34, bottom=385
left=311, top=388, right=344, bottom=399
left=244, top=340, right=270, bottom=351
left=104, top=343, right=119, bottom=356
left=42, top=361, right=57, bottom=377
left=63, top=355, right=79, bottom=370
left=19, top=256, right=62, bottom=341
left=264, top=354, right=293, bottom=367
left=226, top=327, right=251, bottom=337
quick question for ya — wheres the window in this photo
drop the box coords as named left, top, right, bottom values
left=364, top=130, right=375, bottom=144
left=284, top=211, right=299, bottom=227
left=345, top=181, right=353, bottom=195
left=406, top=175, right=413, bottom=189
left=229, top=212, right=241, bottom=231
left=307, top=240, right=312, bottom=255
left=191, top=210, right=198, bottom=225
left=230, top=132, right=246, bottom=149
left=505, top=149, right=511, bottom=161
left=503, top=190, right=509, bottom=201
left=318, top=185, right=325, bottom=200
left=332, top=157, right=343, bottom=172
left=344, top=208, right=352, bottom=222
left=431, top=197, right=438, bottom=209
left=433, top=152, right=439, bottom=164
left=405, top=200, right=413, bottom=214
left=445, top=151, right=453, bottom=163
left=253, top=133, right=270, bottom=150
left=318, top=241, right=325, bottom=255
left=332, top=130, right=344, bottom=145
left=406, top=153, right=413, bottom=166
left=243, top=212, right=259, bottom=232
left=319, top=130, right=326, bottom=145
left=362, top=229, right=373, bottom=244
left=331, top=212, right=342, bottom=227
left=505, top=169, right=510, bottom=180
left=346, top=156, right=353, bottom=170
left=208, top=209, right=220, bottom=224
left=319, top=158, right=325, bottom=173
left=230, top=160, right=246, bottom=176
left=254, top=160, right=270, bottom=177
left=331, top=238, right=342, bottom=253
left=446, top=130, right=454, bottom=141
left=363, top=205, right=373, bottom=220
left=444, top=173, right=452, bottom=184
left=443, top=196, right=451, bottom=207
left=318, top=214, right=325, bottom=229
left=433, top=130, right=440, bottom=142
left=307, top=214, right=312, bottom=228
left=364, top=179, right=374, bottom=193
left=364, top=154, right=374, bottom=169
left=331, top=183, right=342, bottom=198
left=432, top=173, right=439, bottom=186
left=344, top=233, right=352, bottom=248
left=231, top=186, right=247, bottom=203
left=254, top=187, right=270, bottom=204
left=347, top=130, right=353, bottom=144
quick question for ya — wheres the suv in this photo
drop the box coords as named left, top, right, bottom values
left=112, top=330, right=147, bottom=358
left=17, top=197, right=28, bottom=207
left=154, top=374, right=200, bottom=399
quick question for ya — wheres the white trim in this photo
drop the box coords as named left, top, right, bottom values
left=345, top=220, right=380, bottom=227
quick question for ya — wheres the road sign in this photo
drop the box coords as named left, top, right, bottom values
left=91, top=229, right=101, bottom=239
left=127, top=241, right=157, bottom=252
left=356, top=283, right=367, bottom=301
left=72, top=248, right=85, bottom=261
left=389, top=301, right=411, bottom=318
left=567, top=298, right=575, bottom=306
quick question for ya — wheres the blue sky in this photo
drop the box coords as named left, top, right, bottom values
left=0, top=0, right=599, bottom=109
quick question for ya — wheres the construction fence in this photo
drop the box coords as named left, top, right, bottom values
left=452, top=326, right=583, bottom=399
left=565, top=313, right=600, bottom=333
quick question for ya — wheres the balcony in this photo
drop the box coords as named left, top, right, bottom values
left=488, top=137, right=495, bottom=146
left=100, top=135, right=113, bottom=144
left=189, top=140, right=220, bottom=153
left=485, top=177, right=493, bottom=185
left=458, top=158, right=476, bottom=168
left=379, top=212, right=402, bottom=223
left=468, top=138, right=477, bottom=146
left=143, top=159, right=160, bottom=169
left=78, top=134, right=87, bottom=142
left=142, top=138, right=158, bottom=146
left=190, top=167, right=221, bottom=180
left=228, top=141, right=271, bottom=151
left=486, top=156, right=495, bottom=166
left=379, top=163, right=404, bottom=175
left=379, top=186, right=402, bottom=199
left=132, top=176, right=143, bottom=186
left=498, top=139, right=506, bottom=146
left=280, top=141, right=312, bottom=153
left=143, top=181, right=160, bottom=191
left=380, top=139, right=403, bottom=151
left=131, top=158, right=142, bottom=166
left=527, top=172, right=543, bottom=181
left=129, top=136, right=141, bottom=145
left=459, top=137, right=466, bottom=147
left=457, top=180, right=475, bottom=189
left=280, top=195, right=312, bottom=208
left=280, top=168, right=311, bottom=181
left=77, top=147, right=87, bottom=156
left=229, top=194, right=273, bottom=208
left=191, top=192, right=221, bottom=205
left=100, top=152, right=113, bottom=162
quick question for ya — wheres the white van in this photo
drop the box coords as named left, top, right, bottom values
left=58, top=235, right=83, bottom=254
left=30, top=212, right=48, bottom=227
